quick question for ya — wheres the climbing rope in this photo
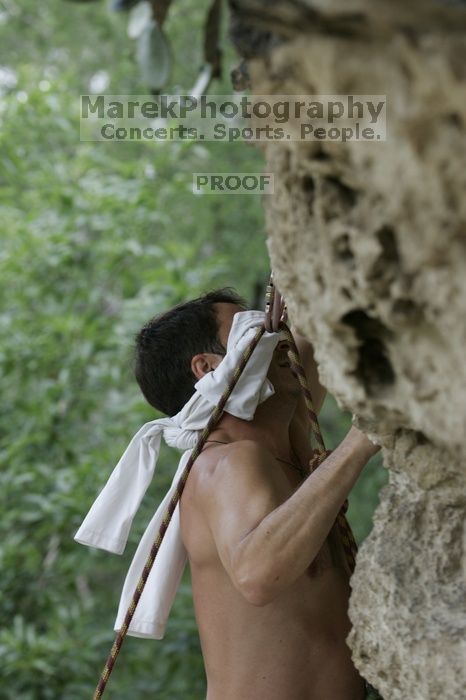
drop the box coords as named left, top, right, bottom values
left=92, top=274, right=358, bottom=699
left=279, top=321, right=357, bottom=574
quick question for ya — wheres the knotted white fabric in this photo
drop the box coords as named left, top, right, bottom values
left=74, top=310, right=284, bottom=639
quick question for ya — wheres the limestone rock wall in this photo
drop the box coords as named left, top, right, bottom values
left=229, top=1, right=466, bottom=697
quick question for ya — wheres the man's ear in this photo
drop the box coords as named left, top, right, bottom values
left=191, top=353, right=222, bottom=380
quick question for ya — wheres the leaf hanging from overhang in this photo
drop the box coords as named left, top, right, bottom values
left=189, top=0, right=223, bottom=95
left=127, top=1, right=152, bottom=39
left=112, top=0, right=226, bottom=94
left=149, top=0, right=173, bottom=27
left=204, top=0, right=222, bottom=80
left=136, top=18, right=172, bottom=93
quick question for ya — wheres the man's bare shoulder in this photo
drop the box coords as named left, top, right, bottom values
left=196, top=439, right=273, bottom=478
left=193, top=439, right=291, bottom=511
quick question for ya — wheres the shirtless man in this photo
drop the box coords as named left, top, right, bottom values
left=135, top=289, right=380, bottom=699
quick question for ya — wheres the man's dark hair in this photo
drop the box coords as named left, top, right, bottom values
left=134, top=287, right=248, bottom=416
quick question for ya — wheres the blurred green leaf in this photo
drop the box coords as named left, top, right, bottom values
left=136, top=19, right=172, bottom=92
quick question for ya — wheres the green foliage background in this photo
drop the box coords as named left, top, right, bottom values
left=0, top=1, right=387, bottom=697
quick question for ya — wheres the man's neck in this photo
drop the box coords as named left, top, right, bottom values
left=208, top=393, right=299, bottom=464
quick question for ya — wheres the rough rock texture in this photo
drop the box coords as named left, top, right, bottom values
left=229, top=1, right=466, bottom=698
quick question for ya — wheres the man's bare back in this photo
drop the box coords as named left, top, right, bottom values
left=180, top=439, right=367, bottom=700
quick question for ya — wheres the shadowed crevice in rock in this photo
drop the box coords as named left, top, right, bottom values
left=301, top=174, right=316, bottom=214
left=341, top=310, right=396, bottom=393
left=319, top=176, right=358, bottom=221
left=333, top=232, right=355, bottom=264
left=367, top=226, right=401, bottom=296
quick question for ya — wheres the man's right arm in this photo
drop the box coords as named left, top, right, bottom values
left=199, top=427, right=379, bottom=606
